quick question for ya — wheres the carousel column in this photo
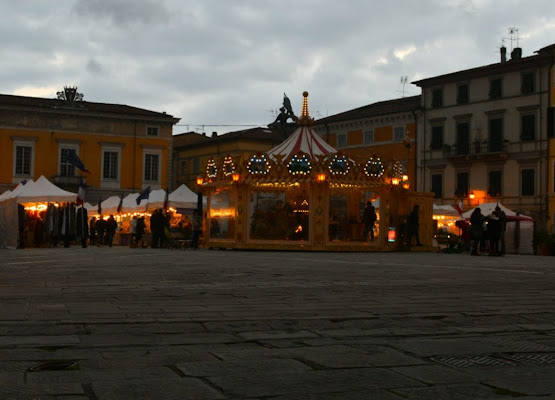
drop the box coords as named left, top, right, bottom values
left=312, top=172, right=328, bottom=248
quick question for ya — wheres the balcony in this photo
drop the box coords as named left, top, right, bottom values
left=51, top=175, right=85, bottom=190
left=443, top=141, right=509, bottom=163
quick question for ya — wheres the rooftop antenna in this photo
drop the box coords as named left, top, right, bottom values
left=508, top=27, right=519, bottom=51
left=399, top=76, right=408, bottom=98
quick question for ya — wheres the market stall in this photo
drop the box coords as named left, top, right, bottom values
left=198, top=92, right=434, bottom=251
left=462, top=202, right=534, bottom=254
left=0, top=176, right=77, bottom=248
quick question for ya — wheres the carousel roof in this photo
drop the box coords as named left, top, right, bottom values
left=267, top=92, right=337, bottom=161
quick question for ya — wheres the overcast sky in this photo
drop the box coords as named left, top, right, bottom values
left=2, top=1, right=554, bottom=135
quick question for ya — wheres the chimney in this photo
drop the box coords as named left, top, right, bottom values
left=212, top=131, right=217, bottom=138
left=500, top=46, right=507, bottom=63
left=511, top=47, right=522, bottom=60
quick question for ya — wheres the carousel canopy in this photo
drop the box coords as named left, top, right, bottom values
left=462, top=202, right=533, bottom=221
left=267, top=91, right=337, bottom=161
left=7, top=176, right=76, bottom=204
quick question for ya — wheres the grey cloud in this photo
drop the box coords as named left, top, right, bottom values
left=72, top=0, right=172, bottom=27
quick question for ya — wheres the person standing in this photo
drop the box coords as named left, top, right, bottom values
left=95, top=216, right=106, bottom=246
left=496, top=206, right=507, bottom=255
left=89, top=216, right=97, bottom=246
left=105, top=214, right=117, bottom=247
left=150, top=209, right=162, bottom=248
left=129, top=215, right=138, bottom=248
left=362, top=201, right=377, bottom=241
left=406, top=205, right=422, bottom=246
left=486, top=211, right=501, bottom=256
left=469, top=207, right=485, bottom=255
left=191, top=209, right=202, bottom=250
left=76, top=207, right=89, bottom=248
left=136, top=216, right=146, bottom=248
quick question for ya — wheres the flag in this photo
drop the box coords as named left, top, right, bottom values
left=14, top=179, right=27, bottom=190
left=66, top=150, right=91, bottom=174
left=455, top=200, right=463, bottom=215
left=76, top=177, right=85, bottom=206
left=136, top=186, right=150, bottom=205
left=97, top=196, right=102, bottom=215
left=163, top=187, right=169, bottom=210
left=117, top=195, right=123, bottom=213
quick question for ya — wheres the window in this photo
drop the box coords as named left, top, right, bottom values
left=521, top=168, right=535, bottom=196
left=489, top=78, right=502, bottom=99
left=521, top=72, right=535, bottom=94
left=144, top=153, right=160, bottom=182
left=146, top=126, right=160, bottom=136
left=457, top=84, right=469, bottom=104
left=431, top=174, right=443, bottom=198
left=59, top=147, right=78, bottom=177
left=15, top=144, right=33, bottom=176
left=102, top=151, right=119, bottom=180
left=180, top=160, right=187, bottom=176
left=431, top=88, right=443, bottom=107
left=455, top=172, right=469, bottom=198
left=488, top=171, right=502, bottom=197
left=521, top=114, right=536, bottom=141
left=393, top=127, right=405, bottom=142
left=430, top=125, right=444, bottom=150
left=193, top=158, right=200, bottom=175
left=337, top=134, right=347, bottom=149
left=489, top=118, right=503, bottom=152
left=364, top=130, right=374, bottom=145
left=456, top=121, right=470, bottom=155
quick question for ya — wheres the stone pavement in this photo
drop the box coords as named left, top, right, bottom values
left=1, top=247, right=555, bottom=400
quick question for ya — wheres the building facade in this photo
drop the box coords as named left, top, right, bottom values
left=414, top=44, right=555, bottom=229
left=313, top=96, right=421, bottom=188
left=172, top=127, right=283, bottom=190
left=0, top=87, right=180, bottom=198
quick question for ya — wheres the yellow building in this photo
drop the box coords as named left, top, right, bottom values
left=172, top=127, right=283, bottom=190
left=312, top=96, right=420, bottom=189
left=0, top=87, right=180, bottom=198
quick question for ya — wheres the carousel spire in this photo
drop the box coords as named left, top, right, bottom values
left=297, top=91, right=315, bottom=126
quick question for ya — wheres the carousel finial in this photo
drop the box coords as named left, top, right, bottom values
left=298, top=91, right=315, bottom=126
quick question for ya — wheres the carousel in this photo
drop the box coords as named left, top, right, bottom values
left=198, top=92, right=433, bottom=251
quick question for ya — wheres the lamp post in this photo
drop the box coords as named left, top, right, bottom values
left=196, top=177, right=204, bottom=215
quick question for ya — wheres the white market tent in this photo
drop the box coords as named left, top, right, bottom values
left=122, top=193, right=149, bottom=213
left=0, top=176, right=77, bottom=249
left=7, top=175, right=76, bottom=204
left=169, top=184, right=200, bottom=209
left=433, top=204, right=459, bottom=217
left=462, top=202, right=534, bottom=254
left=146, top=188, right=166, bottom=211
left=0, top=190, right=12, bottom=202
left=96, top=195, right=121, bottom=216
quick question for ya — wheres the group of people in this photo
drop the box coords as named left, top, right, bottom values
left=469, top=206, right=507, bottom=256
left=88, top=215, right=118, bottom=247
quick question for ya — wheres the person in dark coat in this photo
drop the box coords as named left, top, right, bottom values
left=406, top=205, right=422, bottom=246
left=95, top=216, right=106, bottom=246
left=191, top=209, right=202, bottom=250
left=89, top=216, right=97, bottom=245
left=469, top=207, right=485, bottom=255
left=76, top=207, right=89, bottom=248
left=136, top=216, right=146, bottom=248
left=105, top=214, right=117, bottom=247
left=150, top=209, right=163, bottom=248
left=486, top=212, right=501, bottom=256
left=496, top=206, right=507, bottom=255
left=362, top=201, right=377, bottom=241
